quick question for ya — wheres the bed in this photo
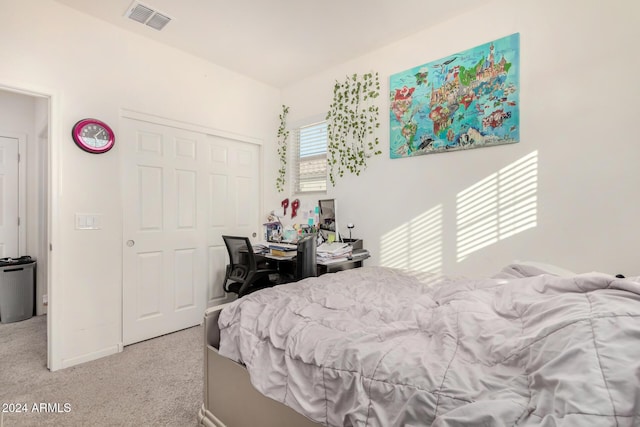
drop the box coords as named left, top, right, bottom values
left=198, top=264, right=640, bottom=426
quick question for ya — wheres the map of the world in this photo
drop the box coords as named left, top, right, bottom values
left=390, top=33, right=520, bottom=158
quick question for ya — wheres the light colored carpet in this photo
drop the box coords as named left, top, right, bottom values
left=0, top=315, right=203, bottom=426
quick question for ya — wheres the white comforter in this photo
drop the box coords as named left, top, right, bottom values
left=218, top=265, right=640, bottom=426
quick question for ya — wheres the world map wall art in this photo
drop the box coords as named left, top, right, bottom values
left=389, top=33, right=520, bottom=158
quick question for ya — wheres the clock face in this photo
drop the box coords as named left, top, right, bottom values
left=80, top=123, right=110, bottom=148
left=72, top=119, right=115, bottom=153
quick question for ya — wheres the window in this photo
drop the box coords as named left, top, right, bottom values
left=293, top=121, right=327, bottom=193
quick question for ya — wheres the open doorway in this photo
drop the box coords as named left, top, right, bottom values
left=0, top=87, right=51, bottom=368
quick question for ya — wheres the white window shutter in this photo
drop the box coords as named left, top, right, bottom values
left=293, top=121, right=327, bottom=193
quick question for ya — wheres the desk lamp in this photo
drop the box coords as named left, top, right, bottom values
left=347, top=223, right=354, bottom=243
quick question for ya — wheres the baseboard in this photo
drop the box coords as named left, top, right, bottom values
left=60, top=344, right=121, bottom=369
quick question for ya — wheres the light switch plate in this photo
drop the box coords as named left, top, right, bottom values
left=75, top=213, right=103, bottom=230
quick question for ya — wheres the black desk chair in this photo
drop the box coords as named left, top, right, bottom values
left=222, top=235, right=278, bottom=298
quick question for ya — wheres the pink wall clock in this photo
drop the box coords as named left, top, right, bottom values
left=72, top=118, right=115, bottom=154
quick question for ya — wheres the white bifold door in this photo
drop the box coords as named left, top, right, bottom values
left=0, top=136, right=19, bottom=258
left=121, top=118, right=261, bottom=345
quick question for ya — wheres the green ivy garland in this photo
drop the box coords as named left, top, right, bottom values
left=326, top=72, right=381, bottom=186
left=276, top=105, right=290, bottom=193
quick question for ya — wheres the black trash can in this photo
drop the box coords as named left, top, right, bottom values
left=0, top=256, right=36, bottom=324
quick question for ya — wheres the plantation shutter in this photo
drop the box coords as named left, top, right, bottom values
left=294, top=121, right=327, bottom=193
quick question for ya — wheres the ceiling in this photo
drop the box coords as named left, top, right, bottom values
left=54, top=0, right=493, bottom=88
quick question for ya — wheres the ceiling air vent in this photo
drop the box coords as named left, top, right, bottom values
left=146, top=12, right=171, bottom=30
left=125, top=1, right=172, bottom=31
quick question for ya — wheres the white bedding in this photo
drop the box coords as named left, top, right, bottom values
left=218, top=265, right=640, bottom=426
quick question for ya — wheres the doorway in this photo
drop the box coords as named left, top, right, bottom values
left=0, top=87, right=52, bottom=368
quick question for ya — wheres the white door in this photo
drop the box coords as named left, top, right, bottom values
left=204, top=134, right=262, bottom=304
left=0, top=136, right=19, bottom=258
left=122, top=118, right=261, bottom=345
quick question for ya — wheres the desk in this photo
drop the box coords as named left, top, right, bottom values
left=265, top=252, right=370, bottom=276
left=264, top=254, right=370, bottom=280
left=317, top=254, right=369, bottom=275
left=261, top=239, right=369, bottom=281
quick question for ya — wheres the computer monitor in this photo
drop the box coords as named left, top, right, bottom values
left=318, top=199, right=340, bottom=242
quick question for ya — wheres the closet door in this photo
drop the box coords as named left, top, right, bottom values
left=204, top=134, right=262, bottom=306
left=121, top=118, right=261, bottom=345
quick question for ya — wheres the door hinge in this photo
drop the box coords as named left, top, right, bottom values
left=17, top=217, right=20, bottom=226
left=18, top=153, right=21, bottom=162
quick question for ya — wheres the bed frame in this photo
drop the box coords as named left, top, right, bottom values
left=197, top=304, right=321, bottom=427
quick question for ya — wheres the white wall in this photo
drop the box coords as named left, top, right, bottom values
left=281, top=0, right=640, bottom=277
left=0, top=0, right=281, bottom=369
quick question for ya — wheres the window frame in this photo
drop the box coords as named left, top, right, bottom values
left=291, top=118, right=328, bottom=194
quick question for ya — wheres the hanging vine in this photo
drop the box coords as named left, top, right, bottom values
left=326, top=72, right=381, bottom=186
left=276, top=104, right=290, bottom=192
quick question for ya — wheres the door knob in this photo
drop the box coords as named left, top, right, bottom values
left=126, top=240, right=135, bottom=247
